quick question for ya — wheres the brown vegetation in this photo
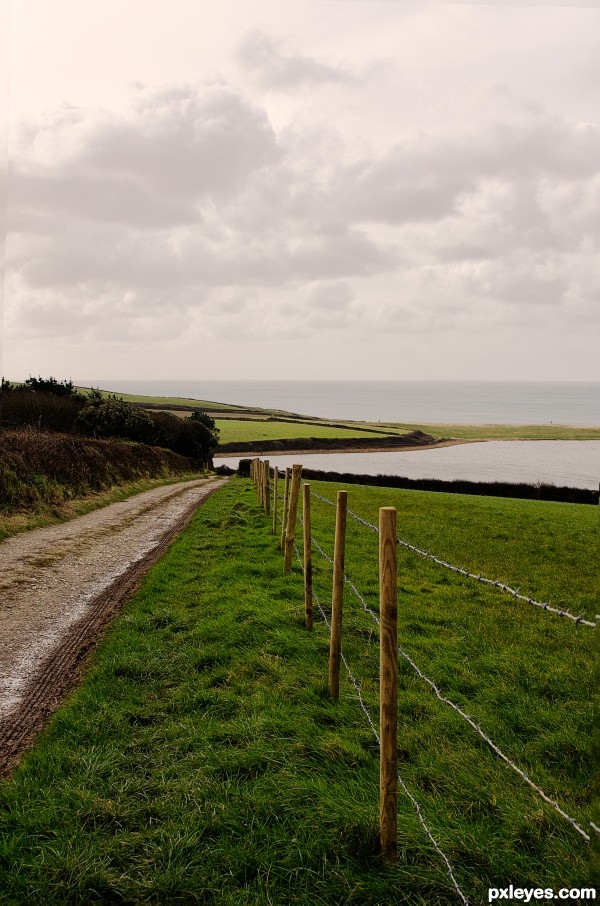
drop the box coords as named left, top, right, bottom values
left=0, top=428, right=194, bottom=511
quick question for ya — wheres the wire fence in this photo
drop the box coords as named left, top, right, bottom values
left=250, top=460, right=593, bottom=900
left=310, top=488, right=596, bottom=629
left=306, top=513, right=591, bottom=843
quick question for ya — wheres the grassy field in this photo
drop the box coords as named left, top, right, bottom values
left=74, top=386, right=242, bottom=412
left=216, top=419, right=391, bottom=445
left=216, top=419, right=600, bottom=445
left=381, top=423, right=600, bottom=441
left=0, top=478, right=594, bottom=903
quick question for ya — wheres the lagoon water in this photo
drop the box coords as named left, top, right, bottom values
left=84, top=380, right=600, bottom=427
left=214, top=441, right=600, bottom=490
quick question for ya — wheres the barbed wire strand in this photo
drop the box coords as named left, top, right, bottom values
left=291, top=540, right=469, bottom=905
left=309, top=488, right=595, bottom=629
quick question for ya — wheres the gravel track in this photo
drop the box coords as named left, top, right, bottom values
left=0, top=476, right=228, bottom=775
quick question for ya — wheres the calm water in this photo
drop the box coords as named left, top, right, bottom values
left=82, top=380, right=600, bottom=426
left=214, top=441, right=600, bottom=490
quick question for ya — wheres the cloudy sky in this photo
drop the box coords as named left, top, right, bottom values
left=1, top=0, right=599, bottom=382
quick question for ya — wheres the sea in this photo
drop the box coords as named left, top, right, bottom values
left=82, top=380, right=600, bottom=427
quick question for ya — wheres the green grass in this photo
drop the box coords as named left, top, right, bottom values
left=0, top=479, right=594, bottom=903
left=74, top=386, right=242, bottom=411
left=216, top=419, right=391, bottom=445
left=382, top=423, right=600, bottom=441
left=0, top=473, right=203, bottom=543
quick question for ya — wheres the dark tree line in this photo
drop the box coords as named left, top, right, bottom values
left=0, top=378, right=219, bottom=465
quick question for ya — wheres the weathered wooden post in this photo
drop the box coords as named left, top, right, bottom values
left=280, top=468, right=291, bottom=550
left=264, top=459, right=270, bottom=517
left=379, top=506, right=398, bottom=863
left=303, top=483, right=313, bottom=630
left=328, top=490, right=347, bottom=699
left=284, top=464, right=303, bottom=573
left=272, top=467, right=279, bottom=534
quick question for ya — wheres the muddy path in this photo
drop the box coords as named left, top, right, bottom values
left=0, top=476, right=228, bottom=776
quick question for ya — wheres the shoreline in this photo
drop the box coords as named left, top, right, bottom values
left=215, top=438, right=478, bottom=458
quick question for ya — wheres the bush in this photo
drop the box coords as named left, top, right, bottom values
left=74, top=398, right=154, bottom=444
left=23, top=376, right=79, bottom=396
left=149, top=411, right=217, bottom=464
left=0, top=389, right=85, bottom=432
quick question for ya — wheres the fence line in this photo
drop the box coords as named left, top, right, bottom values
left=292, top=540, right=470, bottom=906
left=263, top=465, right=591, bottom=858
left=309, top=487, right=595, bottom=629
left=305, top=508, right=592, bottom=843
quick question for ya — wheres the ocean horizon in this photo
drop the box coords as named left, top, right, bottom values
left=78, top=379, right=600, bottom=427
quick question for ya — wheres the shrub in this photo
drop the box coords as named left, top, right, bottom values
left=23, top=376, right=79, bottom=396
left=74, top=398, right=154, bottom=444
left=0, top=389, right=85, bottom=432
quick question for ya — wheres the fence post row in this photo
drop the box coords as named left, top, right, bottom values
left=379, top=506, right=398, bottom=863
left=284, top=464, right=303, bottom=574
left=328, top=490, right=347, bottom=700
left=281, top=468, right=291, bottom=551
left=303, top=483, right=313, bottom=631
left=249, top=466, right=399, bottom=864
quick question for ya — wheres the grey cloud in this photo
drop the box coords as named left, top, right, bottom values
left=237, top=32, right=355, bottom=89
left=10, top=84, right=280, bottom=229
left=335, top=111, right=600, bottom=227
left=305, top=281, right=353, bottom=310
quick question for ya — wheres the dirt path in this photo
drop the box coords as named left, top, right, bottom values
left=0, top=476, right=228, bottom=776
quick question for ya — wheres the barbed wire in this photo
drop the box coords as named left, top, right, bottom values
left=292, top=540, right=469, bottom=905
left=306, top=531, right=591, bottom=843
left=308, top=486, right=595, bottom=629
left=274, top=476, right=591, bottom=842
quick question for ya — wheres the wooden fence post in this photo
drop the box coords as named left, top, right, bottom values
left=272, top=467, right=278, bottom=534
left=328, top=490, right=347, bottom=699
left=284, top=465, right=303, bottom=573
left=280, top=468, right=291, bottom=550
left=379, top=506, right=398, bottom=863
left=303, top=483, right=313, bottom=630
left=264, top=459, right=270, bottom=517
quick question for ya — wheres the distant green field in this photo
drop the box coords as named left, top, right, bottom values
left=383, top=422, right=600, bottom=441
left=216, top=419, right=391, bottom=444
left=74, top=386, right=242, bottom=411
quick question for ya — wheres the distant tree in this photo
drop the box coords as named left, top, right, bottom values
left=24, top=376, right=79, bottom=396
left=74, top=397, right=154, bottom=443
left=0, top=378, right=16, bottom=393
left=190, top=409, right=220, bottom=443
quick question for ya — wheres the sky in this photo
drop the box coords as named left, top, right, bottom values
left=1, top=0, right=599, bottom=383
